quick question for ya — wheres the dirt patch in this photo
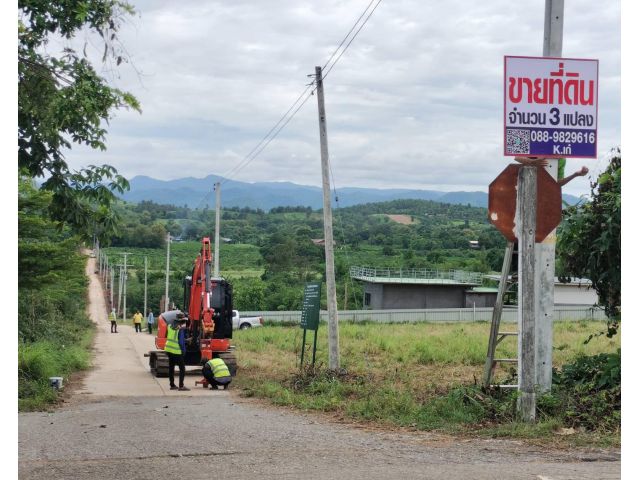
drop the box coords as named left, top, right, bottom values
left=386, top=214, right=414, bottom=225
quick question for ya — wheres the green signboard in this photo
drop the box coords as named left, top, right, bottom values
left=300, top=282, right=321, bottom=331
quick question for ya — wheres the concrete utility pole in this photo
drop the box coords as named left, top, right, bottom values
left=165, top=232, right=171, bottom=312
left=96, top=238, right=100, bottom=272
left=144, top=256, right=148, bottom=318
left=214, top=182, right=221, bottom=278
left=535, top=0, right=564, bottom=393
left=122, top=253, right=130, bottom=322
left=110, top=268, right=115, bottom=307
left=315, top=65, right=340, bottom=371
left=117, top=265, right=124, bottom=315
left=517, top=167, right=538, bottom=421
left=515, top=0, right=565, bottom=421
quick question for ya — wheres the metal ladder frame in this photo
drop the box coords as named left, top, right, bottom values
left=483, top=242, right=519, bottom=389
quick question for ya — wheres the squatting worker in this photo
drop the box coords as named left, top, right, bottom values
left=147, top=310, right=155, bottom=334
left=202, top=353, right=232, bottom=390
left=133, top=309, right=143, bottom=333
left=109, top=308, right=118, bottom=333
left=163, top=314, right=190, bottom=391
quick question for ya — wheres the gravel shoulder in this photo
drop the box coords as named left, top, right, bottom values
left=18, top=255, right=621, bottom=479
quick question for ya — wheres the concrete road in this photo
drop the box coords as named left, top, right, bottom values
left=18, top=256, right=621, bottom=479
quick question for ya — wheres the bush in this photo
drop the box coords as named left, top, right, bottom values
left=18, top=341, right=92, bottom=410
left=545, top=350, right=621, bottom=431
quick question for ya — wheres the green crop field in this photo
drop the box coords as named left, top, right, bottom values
left=104, top=241, right=263, bottom=274
left=102, top=242, right=264, bottom=314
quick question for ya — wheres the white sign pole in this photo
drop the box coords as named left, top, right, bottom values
left=537, top=2, right=563, bottom=395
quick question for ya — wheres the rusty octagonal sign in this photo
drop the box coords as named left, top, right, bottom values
left=488, top=164, right=562, bottom=243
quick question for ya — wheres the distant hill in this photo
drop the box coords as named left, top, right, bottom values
left=121, top=175, right=581, bottom=210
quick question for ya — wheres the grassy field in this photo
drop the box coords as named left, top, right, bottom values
left=232, top=320, right=620, bottom=445
left=104, top=242, right=262, bottom=272
left=104, top=242, right=263, bottom=276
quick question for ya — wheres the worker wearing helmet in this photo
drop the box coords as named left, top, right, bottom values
left=202, top=353, right=231, bottom=390
left=164, top=313, right=190, bottom=391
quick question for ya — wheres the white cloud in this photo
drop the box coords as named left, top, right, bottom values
left=63, top=0, right=621, bottom=197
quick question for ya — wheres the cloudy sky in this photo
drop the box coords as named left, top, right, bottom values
left=61, top=0, right=620, bottom=197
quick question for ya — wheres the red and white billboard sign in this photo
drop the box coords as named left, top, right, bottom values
left=504, top=56, right=598, bottom=158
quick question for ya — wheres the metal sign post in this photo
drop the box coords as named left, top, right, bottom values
left=499, top=2, right=600, bottom=417
left=300, top=282, right=321, bottom=367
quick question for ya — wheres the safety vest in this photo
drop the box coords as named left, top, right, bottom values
left=109, top=312, right=117, bottom=321
left=207, top=358, right=230, bottom=378
left=164, top=327, right=182, bottom=355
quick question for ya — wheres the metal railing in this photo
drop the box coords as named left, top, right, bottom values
left=349, top=266, right=483, bottom=285
left=242, top=306, right=607, bottom=325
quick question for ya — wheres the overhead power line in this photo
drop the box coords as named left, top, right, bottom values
left=322, top=0, right=383, bottom=80
left=220, top=83, right=314, bottom=184
left=219, top=0, right=384, bottom=184
left=321, top=0, right=378, bottom=72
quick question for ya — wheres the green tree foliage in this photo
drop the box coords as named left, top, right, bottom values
left=18, top=178, right=94, bottom=409
left=18, top=0, right=140, bottom=239
left=104, top=197, right=504, bottom=311
left=557, top=150, right=621, bottom=335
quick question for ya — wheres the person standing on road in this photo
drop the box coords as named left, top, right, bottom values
left=163, top=314, right=190, bottom=391
left=202, top=353, right=232, bottom=390
left=109, top=308, right=118, bottom=333
left=132, top=310, right=143, bottom=333
left=147, top=310, right=155, bottom=334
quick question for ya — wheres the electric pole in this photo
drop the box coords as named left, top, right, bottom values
left=165, top=232, right=171, bottom=312
left=96, top=238, right=100, bottom=273
left=315, top=65, right=340, bottom=371
left=144, top=256, right=148, bottom=318
left=534, top=0, right=564, bottom=393
left=214, top=182, right=221, bottom=278
left=110, top=268, right=115, bottom=308
left=117, top=265, right=124, bottom=315
left=516, top=0, right=564, bottom=421
left=122, top=253, right=130, bottom=322
left=517, top=167, right=538, bottom=422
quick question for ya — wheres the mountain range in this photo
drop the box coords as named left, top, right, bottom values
left=120, top=175, right=581, bottom=210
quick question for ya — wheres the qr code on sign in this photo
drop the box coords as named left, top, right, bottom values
left=506, top=129, right=530, bottom=154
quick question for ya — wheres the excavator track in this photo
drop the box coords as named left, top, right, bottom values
left=149, top=351, right=170, bottom=378
left=218, top=351, right=238, bottom=377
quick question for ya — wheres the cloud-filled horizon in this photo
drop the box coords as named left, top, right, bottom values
left=60, top=0, right=620, bottom=197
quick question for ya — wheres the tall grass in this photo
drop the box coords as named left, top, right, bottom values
left=232, top=320, right=620, bottom=443
left=18, top=335, right=92, bottom=411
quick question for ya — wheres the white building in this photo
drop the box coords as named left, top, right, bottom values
left=554, top=277, right=599, bottom=306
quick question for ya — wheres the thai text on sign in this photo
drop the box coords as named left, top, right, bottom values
left=300, top=282, right=321, bottom=331
left=504, top=56, right=598, bottom=158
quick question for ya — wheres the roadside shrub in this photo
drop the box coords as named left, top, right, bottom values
left=554, top=350, right=621, bottom=390
left=545, top=350, right=621, bottom=431
left=18, top=340, right=91, bottom=410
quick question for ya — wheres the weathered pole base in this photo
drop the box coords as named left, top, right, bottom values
left=518, top=391, right=537, bottom=422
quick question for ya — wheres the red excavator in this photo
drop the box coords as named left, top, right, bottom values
left=147, top=237, right=237, bottom=378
